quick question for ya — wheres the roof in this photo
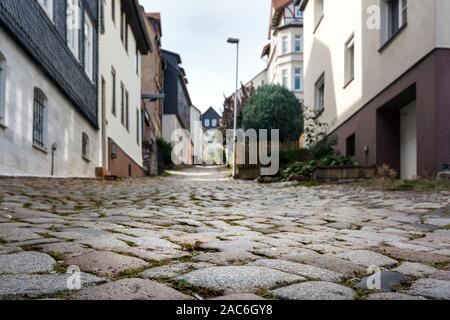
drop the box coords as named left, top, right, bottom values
left=146, top=12, right=162, bottom=36
left=202, top=107, right=221, bottom=119
left=261, top=43, right=271, bottom=58
left=162, top=49, right=182, bottom=64
left=123, top=1, right=152, bottom=54
left=271, top=0, right=292, bottom=29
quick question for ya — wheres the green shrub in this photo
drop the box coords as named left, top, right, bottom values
left=281, top=155, right=355, bottom=181
left=319, top=155, right=354, bottom=167
left=242, top=85, right=304, bottom=143
left=156, top=138, right=173, bottom=167
left=309, top=135, right=338, bottom=159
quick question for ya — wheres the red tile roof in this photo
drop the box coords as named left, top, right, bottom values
left=273, top=0, right=292, bottom=11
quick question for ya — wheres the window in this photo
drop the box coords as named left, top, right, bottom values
left=294, top=67, right=302, bottom=91
left=294, top=35, right=302, bottom=52
left=82, top=132, right=90, bottom=160
left=84, top=13, right=94, bottom=81
left=136, top=109, right=140, bottom=145
left=121, top=11, right=128, bottom=51
left=383, top=0, right=408, bottom=43
left=135, top=45, right=139, bottom=75
left=120, top=84, right=125, bottom=125
left=111, top=68, right=116, bottom=115
left=212, top=119, right=217, bottom=127
left=282, top=69, right=289, bottom=88
left=294, top=5, right=303, bottom=18
left=33, top=88, right=48, bottom=150
left=282, top=36, right=289, bottom=54
left=67, top=0, right=80, bottom=60
left=112, top=0, right=116, bottom=23
left=38, top=0, right=54, bottom=21
left=314, top=0, right=324, bottom=28
left=315, top=73, right=325, bottom=112
left=345, top=34, right=355, bottom=85
left=125, top=91, right=129, bottom=131
left=0, top=53, right=5, bottom=125
left=346, top=134, right=356, bottom=158
left=205, top=119, right=210, bottom=127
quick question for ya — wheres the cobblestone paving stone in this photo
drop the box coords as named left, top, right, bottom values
left=0, top=166, right=449, bottom=300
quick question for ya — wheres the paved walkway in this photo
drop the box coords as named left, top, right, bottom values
left=0, top=166, right=449, bottom=300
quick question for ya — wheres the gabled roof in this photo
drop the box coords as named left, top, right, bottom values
left=123, top=1, right=151, bottom=54
left=202, top=107, right=221, bottom=119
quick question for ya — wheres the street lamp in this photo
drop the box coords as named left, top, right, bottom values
left=227, top=37, right=239, bottom=178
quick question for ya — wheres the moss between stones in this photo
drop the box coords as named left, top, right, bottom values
left=172, top=279, right=224, bottom=299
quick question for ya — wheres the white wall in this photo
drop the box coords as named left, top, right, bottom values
left=0, top=27, right=99, bottom=177
left=99, top=0, right=143, bottom=168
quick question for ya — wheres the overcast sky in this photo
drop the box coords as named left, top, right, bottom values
left=140, top=0, right=270, bottom=114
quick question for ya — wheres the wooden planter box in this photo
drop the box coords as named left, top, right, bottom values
left=312, top=166, right=376, bottom=181
left=236, top=166, right=261, bottom=180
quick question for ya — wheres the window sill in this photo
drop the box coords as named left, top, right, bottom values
left=379, top=24, right=407, bottom=53
left=343, top=77, right=354, bottom=89
left=313, top=14, right=324, bottom=34
left=33, top=144, right=48, bottom=154
left=313, top=108, right=325, bottom=120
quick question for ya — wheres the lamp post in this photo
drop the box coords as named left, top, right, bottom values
left=227, top=37, right=239, bottom=178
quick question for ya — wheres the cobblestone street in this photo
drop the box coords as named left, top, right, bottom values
left=0, top=166, right=449, bottom=300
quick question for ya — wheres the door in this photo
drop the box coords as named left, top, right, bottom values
left=400, top=101, right=417, bottom=180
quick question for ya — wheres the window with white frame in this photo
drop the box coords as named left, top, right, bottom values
left=82, top=132, right=90, bottom=160
left=294, top=5, right=303, bottom=18
left=135, top=45, right=139, bottom=75
left=345, top=34, right=355, bottom=85
left=382, top=0, right=408, bottom=44
left=67, top=0, right=80, bottom=60
left=282, top=69, right=289, bottom=88
left=294, top=35, right=302, bottom=52
left=111, top=0, right=116, bottom=23
left=84, top=13, right=94, bottom=81
left=294, top=67, right=302, bottom=91
left=212, top=119, right=217, bottom=127
left=33, top=88, right=48, bottom=150
left=315, top=73, right=325, bottom=113
left=38, top=0, right=54, bottom=21
left=0, top=53, right=6, bottom=125
left=205, top=119, right=210, bottom=127
left=314, top=0, right=324, bottom=28
left=282, top=36, right=289, bottom=54
left=136, top=109, right=140, bottom=145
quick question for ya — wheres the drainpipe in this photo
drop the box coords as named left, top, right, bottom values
left=51, top=143, right=57, bottom=176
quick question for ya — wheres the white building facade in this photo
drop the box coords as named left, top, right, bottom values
left=262, top=0, right=304, bottom=102
left=0, top=0, right=100, bottom=177
left=99, top=0, right=151, bottom=177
